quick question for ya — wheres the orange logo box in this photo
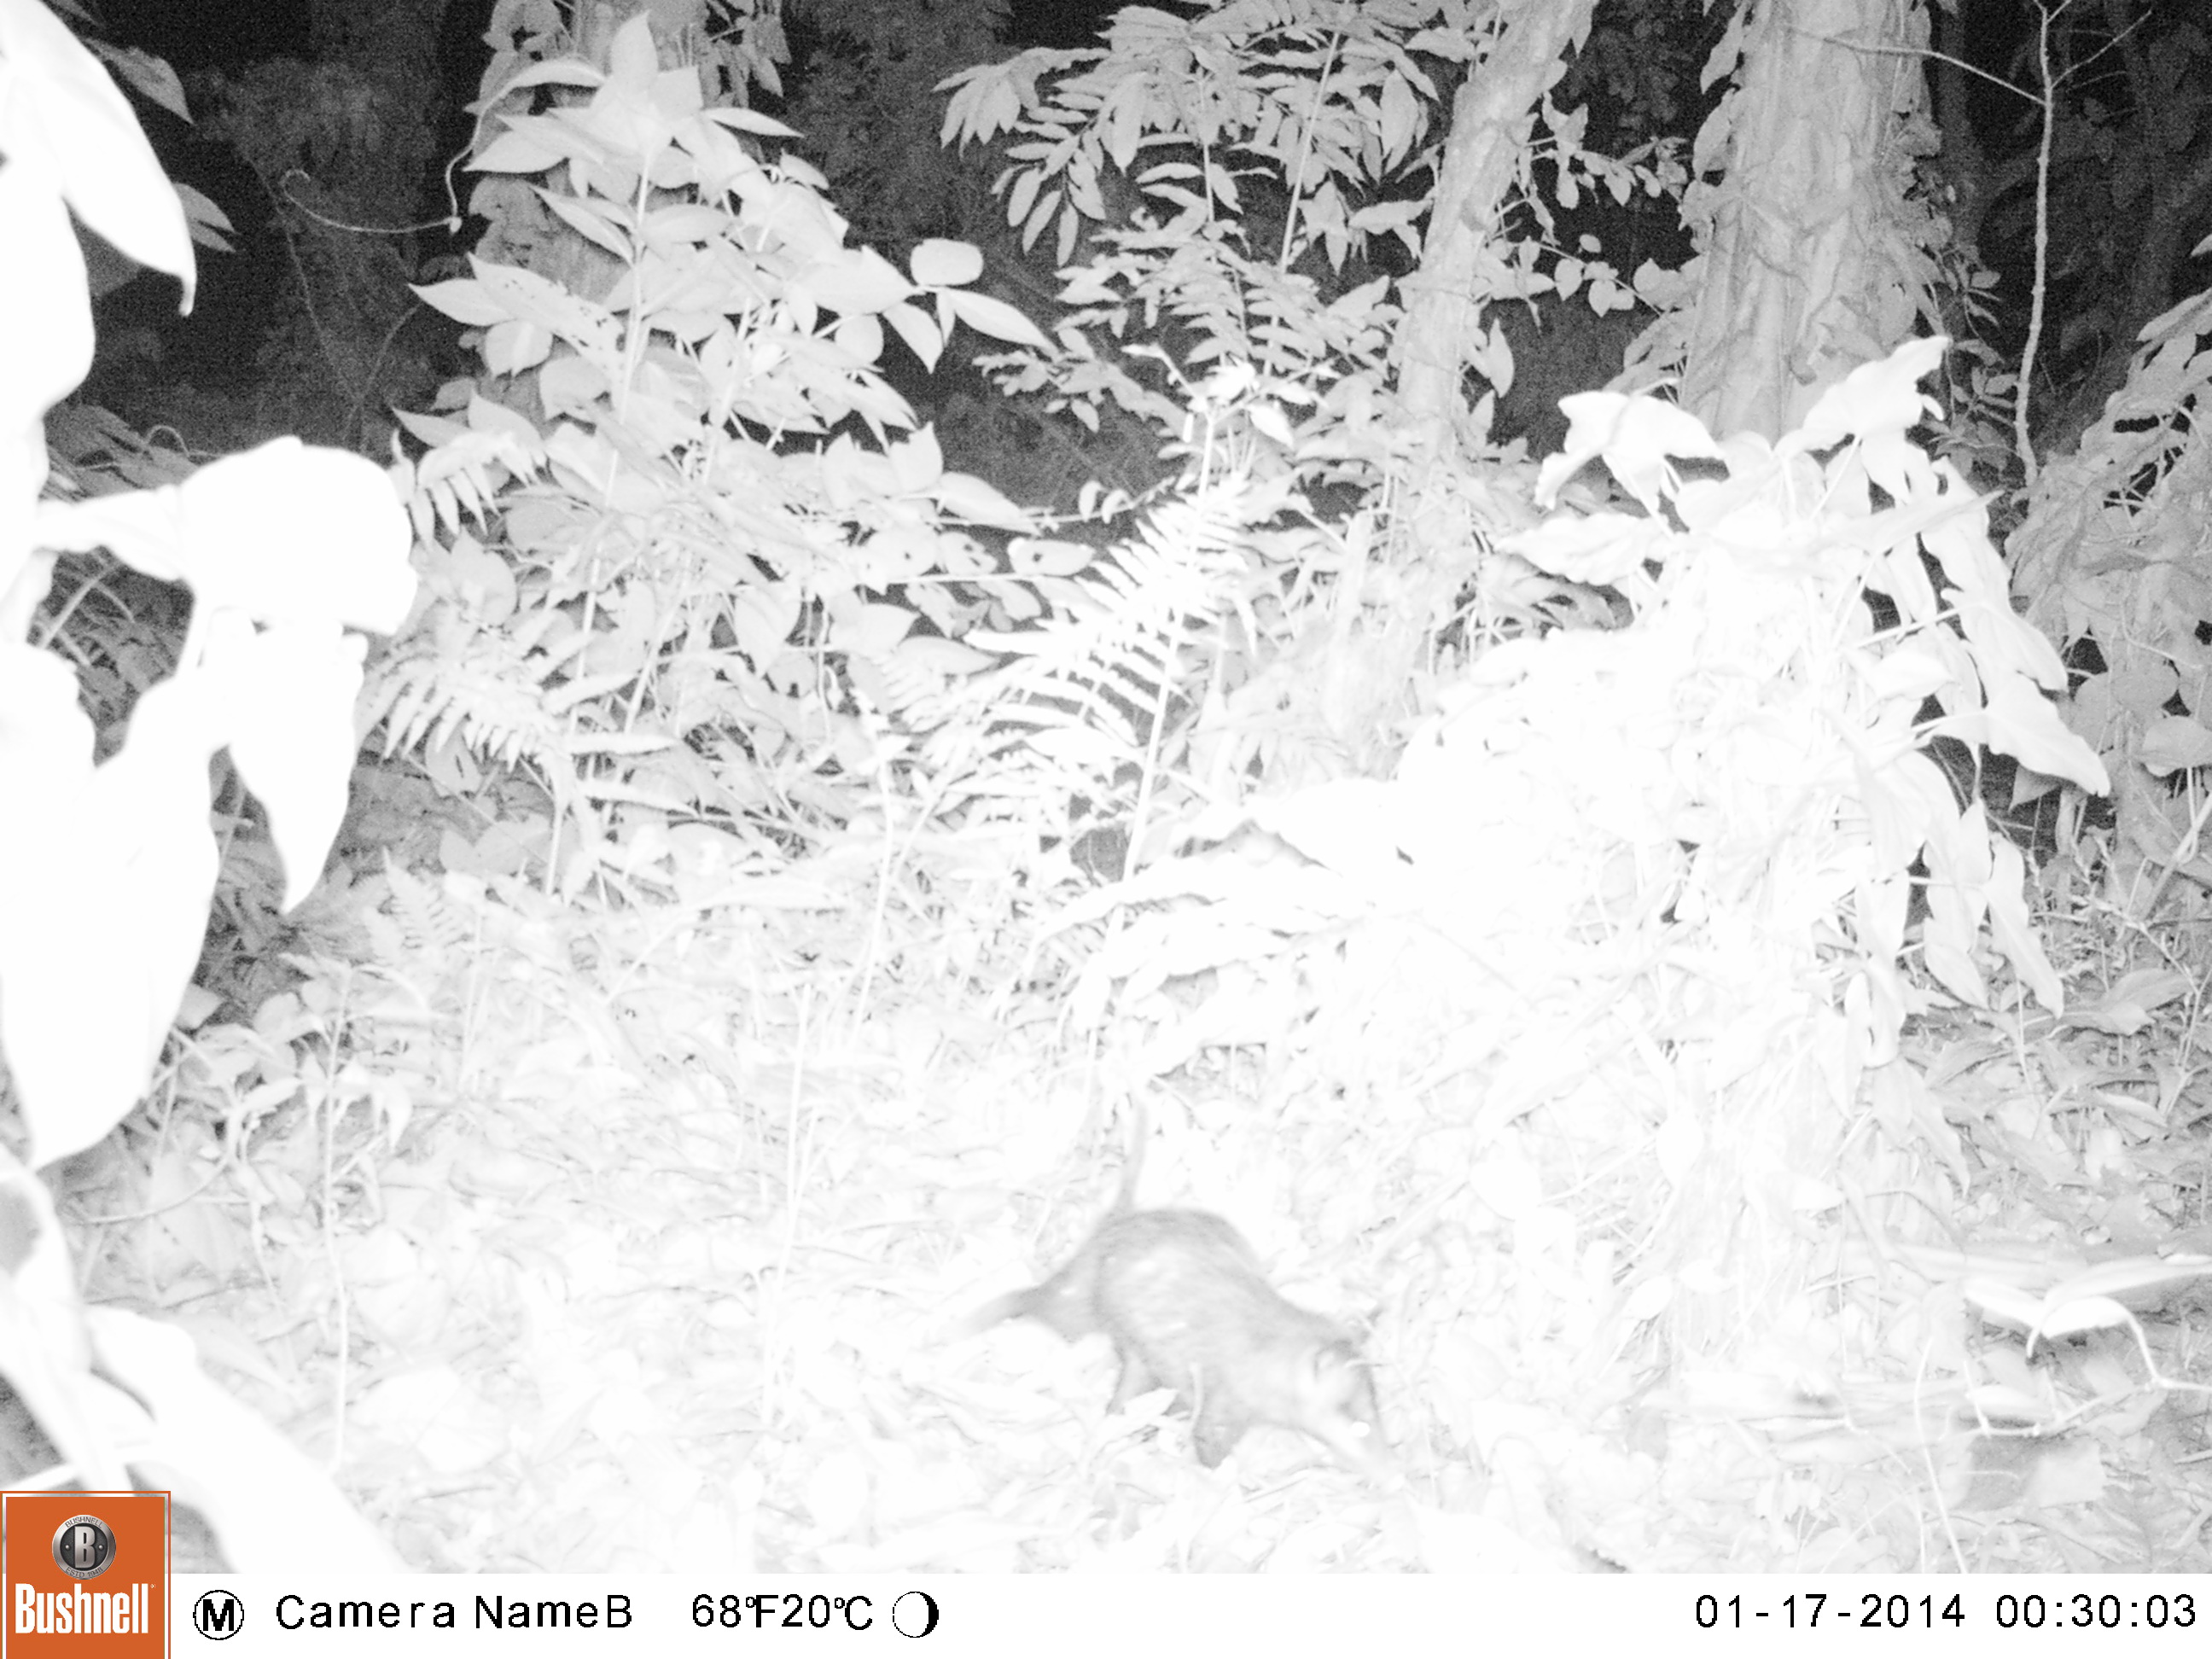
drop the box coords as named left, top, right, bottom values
left=1, top=1493, right=167, bottom=1658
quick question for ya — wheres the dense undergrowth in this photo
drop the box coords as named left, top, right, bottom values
left=7, top=0, right=2212, bottom=1574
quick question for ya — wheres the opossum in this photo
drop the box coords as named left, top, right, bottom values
left=968, top=1114, right=1384, bottom=1470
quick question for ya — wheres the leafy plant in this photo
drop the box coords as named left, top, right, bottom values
left=4, top=0, right=413, bottom=1167
left=2008, top=285, right=2212, bottom=904
left=0, top=0, right=411, bottom=1569
left=368, top=15, right=1078, bottom=888
left=939, top=3, right=1684, bottom=468
left=1054, top=342, right=2110, bottom=1359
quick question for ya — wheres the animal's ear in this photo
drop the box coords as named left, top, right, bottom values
left=1312, top=1339, right=1356, bottom=1380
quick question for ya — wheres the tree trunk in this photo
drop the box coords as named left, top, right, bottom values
left=1395, top=0, right=1935, bottom=469
left=1674, top=0, right=1933, bottom=439
left=1392, top=1, right=1596, bottom=447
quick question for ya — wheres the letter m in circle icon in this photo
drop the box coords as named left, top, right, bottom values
left=194, top=1590, right=246, bottom=1638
